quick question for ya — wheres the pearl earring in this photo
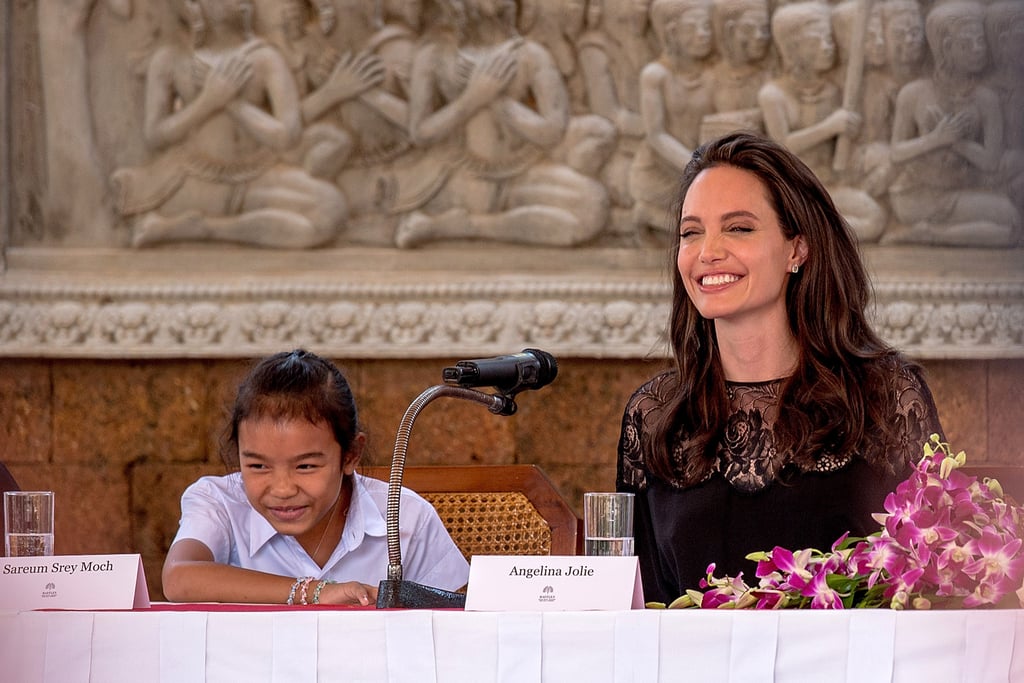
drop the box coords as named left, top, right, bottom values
left=791, top=265, right=799, bottom=274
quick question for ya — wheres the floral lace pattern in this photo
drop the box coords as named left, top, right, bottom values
left=618, top=364, right=942, bottom=493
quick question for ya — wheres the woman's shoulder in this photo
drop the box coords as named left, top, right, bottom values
left=625, top=369, right=677, bottom=411
left=864, top=351, right=928, bottom=388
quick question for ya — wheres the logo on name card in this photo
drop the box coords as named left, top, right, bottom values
left=539, top=585, right=556, bottom=602
left=42, top=581, right=57, bottom=599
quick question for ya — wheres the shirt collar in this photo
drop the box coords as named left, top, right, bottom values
left=247, top=500, right=280, bottom=556
left=347, top=473, right=387, bottom=540
left=234, top=473, right=280, bottom=557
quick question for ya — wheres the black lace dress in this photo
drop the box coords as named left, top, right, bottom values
left=616, top=365, right=944, bottom=604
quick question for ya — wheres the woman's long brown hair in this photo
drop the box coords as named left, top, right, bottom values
left=643, top=132, right=912, bottom=483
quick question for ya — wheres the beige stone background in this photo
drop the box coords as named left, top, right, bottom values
left=1, top=0, right=1023, bottom=603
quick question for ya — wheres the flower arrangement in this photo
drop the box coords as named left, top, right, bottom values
left=659, top=435, right=1024, bottom=610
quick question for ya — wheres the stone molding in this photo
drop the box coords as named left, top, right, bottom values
left=1, top=248, right=1021, bottom=360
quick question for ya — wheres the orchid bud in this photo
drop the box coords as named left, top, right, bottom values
left=911, top=596, right=932, bottom=610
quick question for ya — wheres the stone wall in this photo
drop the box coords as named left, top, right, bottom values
left=1, top=355, right=1022, bottom=601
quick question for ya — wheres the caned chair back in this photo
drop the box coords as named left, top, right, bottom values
left=360, top=465, right=578, bottom=559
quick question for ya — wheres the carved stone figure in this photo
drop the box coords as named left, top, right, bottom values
left=109, top=0, right=348, bottom=248
left=703, top=0, right=771, bottom=140
left=394, top=0, right=609, bottom=248
left=831, top=0, right=894, bottom=198
left=882, top=0, right=926, bottom=86
left=630, top=0, right=716, bottom=238
left=328, top=0, right=441, bottom=242
left=265, top=0, right=383, bottom=180
left=518, top=0, right=588, bottom=107
left=14, top=0, right=1024, bottom=253
left=985, top=0, right=1024, bottom=222
left=577, top=0, right=655, bottom=222
left=38, top=0, right=132, bottom=244
left=519, top=1, right=620, bottom=228
left=759, top=0, right=886, bottom=242
left=887, top=0, right=1020, bottom=247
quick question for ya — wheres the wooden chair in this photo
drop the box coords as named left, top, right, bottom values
left=960, top=466, right=1024, bottom=501
left=360, top=464, right=579, bottom=558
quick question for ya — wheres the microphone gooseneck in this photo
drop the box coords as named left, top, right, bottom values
left=384, top=385, right=513, bottom=582
left=377, top=349, right=558, bottom=608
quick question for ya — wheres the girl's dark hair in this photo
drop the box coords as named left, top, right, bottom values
left=644, top=131, right=911, bottom=481
left=221, top=349, right=361, bottom=469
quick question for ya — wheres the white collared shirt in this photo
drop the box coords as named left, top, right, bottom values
left=172, top=471, right=469, bottom=591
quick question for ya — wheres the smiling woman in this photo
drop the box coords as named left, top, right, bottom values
left=676, top=165, right=807, bottom=351
left=161, top=349, right=468, bottom=605
left=616, top=132, right=945, bottom=604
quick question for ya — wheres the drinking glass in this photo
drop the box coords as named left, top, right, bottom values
left=4, top=491, right=55, bottom=557
left=583, top=492, right=634, bottom=556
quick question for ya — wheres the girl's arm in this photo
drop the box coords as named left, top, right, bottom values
left=162, top=538, right=376, bottom=606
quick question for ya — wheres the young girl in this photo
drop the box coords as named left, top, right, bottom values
left=162, top=349, right=469, bottom=605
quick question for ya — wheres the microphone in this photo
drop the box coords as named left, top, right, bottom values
left=442, top=348, right=558, bottom=394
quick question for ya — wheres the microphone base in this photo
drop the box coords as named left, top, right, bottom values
left=376, top=579, right=467, bottom=609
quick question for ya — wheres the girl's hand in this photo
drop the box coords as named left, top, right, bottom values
left=319, top=581, right=378, bottom=606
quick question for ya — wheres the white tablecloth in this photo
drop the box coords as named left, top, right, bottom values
left=2, top=607, right=1021, bottom=682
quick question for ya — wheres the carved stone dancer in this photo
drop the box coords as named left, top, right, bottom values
left=518, top=0, right=588, bottom=107
left=887, top=0, right=1020, bottom=247
left=882, top=0, right=926, bottom=88
left=332, top=0, right=449, bottom=240
left=629, top=0, right=716, bottom=240
left=578, top=0, right=656, bottom=222
left=394, top=0, right=609, bottom=248
left=526, top=1, right=619, bottom=208
left=109, top=0, right=347, bottom=248
left=702, top=0, right=771, bottom=140
left=758, top=1, right=886, bottom=242
left=263, top=0, right=384, bottom=180
left=985, top=1, right=1024, bottom=223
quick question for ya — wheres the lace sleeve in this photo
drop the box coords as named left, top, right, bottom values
left=616, top=372, right=676, bottom=493
left=889, top=364, right=945, bottom=468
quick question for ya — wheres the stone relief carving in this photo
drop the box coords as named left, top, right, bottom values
left=8, top=0, right=1022, bottom=250
left=1, top=275, right=1021, bottom=357
left=2, top=0, right=1022, bottom=360
left=108, top=0, right=349, bottom=248
left=886, top=0, right=1018, bottom=246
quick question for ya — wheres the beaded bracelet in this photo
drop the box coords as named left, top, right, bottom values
left=298, top=577, right=316, bottom=605
left=287, top=576, right=314, bottom=605
left=312, top=579, right=336, bottom=605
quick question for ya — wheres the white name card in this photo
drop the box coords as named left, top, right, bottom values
left=464, top=555, right=644, bottom=611
left=0, top=553, right=150, bottom=610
